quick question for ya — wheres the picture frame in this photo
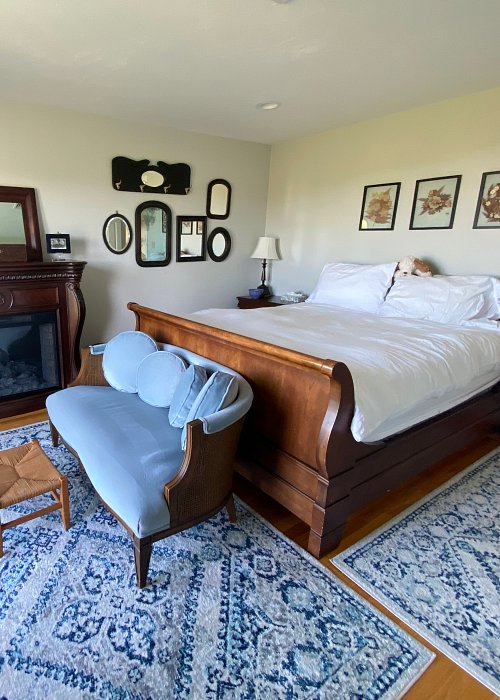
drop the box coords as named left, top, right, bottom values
left=409, top=175, right=461, bottom=230
left=358, top=182, right=400, bottom=230
left=46, top=233, right=71, bottom=254
left=473, top=170, right=500, bottom=228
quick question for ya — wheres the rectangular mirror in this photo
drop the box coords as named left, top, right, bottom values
left=0, top=186, right=42, bottom=261
left=176, top=216, right=206, bottom=262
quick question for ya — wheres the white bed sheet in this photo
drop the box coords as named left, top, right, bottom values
left=189, top=303, right=500, bottom=442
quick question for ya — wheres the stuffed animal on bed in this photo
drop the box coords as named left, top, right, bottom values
left=395, top=255, right=433, bottom=278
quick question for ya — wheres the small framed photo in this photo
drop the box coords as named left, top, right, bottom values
left=473, top=171, right=500, bottom=228
left=409, top=175, right=461, bottom=229
left=358, top=182, right=400, bottom=230
left=46, top=233, right=71, bottom=254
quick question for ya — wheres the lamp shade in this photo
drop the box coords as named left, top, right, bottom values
left=250, top=236, right=279, bottom=260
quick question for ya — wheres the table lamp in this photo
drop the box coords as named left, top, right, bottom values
left=250, top=236, right=279, bottom=297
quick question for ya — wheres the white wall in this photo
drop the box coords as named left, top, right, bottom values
left=266, top=88, right=500, bottom=296
left=0, top=103, right=271, bottom=344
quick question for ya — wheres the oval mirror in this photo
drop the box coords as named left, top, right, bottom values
left=207, top=227, right=231, bottom=262
left=135, top=201, right=171, bottom=267
left=176, top=216, right=207, bottom=262
left=206, top=179, right=231, bottom=219
left=141, top=170, right=164, bottom=188
left=102, top=213, right=132, bottom=254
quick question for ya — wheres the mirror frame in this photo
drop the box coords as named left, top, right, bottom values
left=206, top=179, right=231, bottom=220
left=0, top=186, right=42, bottom=261
left=207, top=227, right=231, bottom=262
left=135, top=200, right=172, bottom=267
left=102, top=213, right=132, bottom=255
left=176, top=216, right=207, bottom=263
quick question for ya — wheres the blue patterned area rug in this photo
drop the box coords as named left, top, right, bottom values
left=0, top=422, right=433, bottom=699
left=332, top=448, right=500, bottom=695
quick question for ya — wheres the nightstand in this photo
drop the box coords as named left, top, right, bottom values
left=237, top=295, right=289, bottom=309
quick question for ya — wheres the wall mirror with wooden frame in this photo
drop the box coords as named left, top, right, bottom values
left=0, top=186, right=42, bottom=262
left=135, top=201, right=171, bottom=267
left=206, top=179, right=231, bottom=220
left=103, top=213, right=132, bottom=254
left=176, top=216, right=206, bottom=262
left=207, top=227, right=231, bottom=262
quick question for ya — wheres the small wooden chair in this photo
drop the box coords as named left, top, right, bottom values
left=0, top=439, right=70, bottom=556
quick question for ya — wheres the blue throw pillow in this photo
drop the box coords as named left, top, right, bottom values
left=102, top=331, right=158, bottom=393
left=137, top=351, right=187, bottom=408
left=168, top=364, right=207, bottom=428
left=181, top=371, right=239, bottom=449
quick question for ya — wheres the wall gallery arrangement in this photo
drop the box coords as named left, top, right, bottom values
left=359, top=170, right=499, bottom=231
left=106, top=156, right=233, bottom=265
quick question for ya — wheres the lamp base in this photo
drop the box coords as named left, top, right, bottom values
left=257, top=283, right=271, bottom=297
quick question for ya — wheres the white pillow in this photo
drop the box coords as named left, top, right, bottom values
left=306, top=262, right=397, bottom=314
left=379, top=275, right=500, bottom=325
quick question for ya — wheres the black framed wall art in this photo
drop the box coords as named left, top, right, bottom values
left=358, top=182, right=400, bottom=230
left=409, top=175, right=461, bottom=230
left=473, top=170, right=500, bottom=228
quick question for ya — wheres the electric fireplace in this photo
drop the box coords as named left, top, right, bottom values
left=0, top=186, right=85, bottom=416
left=0, top=311, right=61, bottom=400
left=0, top=260, right=86, bottom=418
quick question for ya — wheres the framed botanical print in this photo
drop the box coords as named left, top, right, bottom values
left=409, top=175, right=461, bottom=230
left=473, top=170, right=500, bottom=228
left=358, top=182, right=401, bottom=230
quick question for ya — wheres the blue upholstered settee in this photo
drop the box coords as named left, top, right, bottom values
left=46, top=332, right=253, bottom=587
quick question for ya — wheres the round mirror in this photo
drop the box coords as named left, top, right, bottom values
left=141, top=170, right=164, bottom=188
left=102, top=213, right=132, bottom=254
left=206, top=179, right=231, bottom=219
left=207, top=227, right=231, bottom=262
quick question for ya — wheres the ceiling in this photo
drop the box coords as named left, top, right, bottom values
left=1, top=0, right=499, bottom=144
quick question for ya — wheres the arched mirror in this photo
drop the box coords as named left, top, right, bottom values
left=206, top=179, right=231, bottom=220
left=102, top=213, right=132, bottom=254
left=207, top=227, right=231, bottom=262
left=135, top=201, right=171, bottom=267
left=176, top=216, right=206, bottom=262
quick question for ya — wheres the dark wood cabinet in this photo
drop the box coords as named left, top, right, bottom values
left=237, top=295, right=289, bottom=309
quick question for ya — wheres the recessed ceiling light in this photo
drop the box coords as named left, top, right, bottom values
left=256, top=102, right=281, bottom=110
left=272, top=0, right=292, bottom=4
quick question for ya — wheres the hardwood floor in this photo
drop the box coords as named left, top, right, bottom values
left=2, top=410, right=498, bottom=699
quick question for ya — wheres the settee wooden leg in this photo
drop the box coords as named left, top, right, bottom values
left=226, top=494, right=237, bottom=523
left=49, top=421, right=60, bottom=447
left=133, top=536, right=152, bottom=588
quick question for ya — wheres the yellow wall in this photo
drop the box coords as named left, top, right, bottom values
left=266, top=87, right=500, bottom=296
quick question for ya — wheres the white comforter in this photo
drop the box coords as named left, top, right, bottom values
left=189, top=303, right=500, bottom=442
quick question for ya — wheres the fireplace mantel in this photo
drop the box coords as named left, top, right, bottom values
left=0, top=260, right=86, bottom=417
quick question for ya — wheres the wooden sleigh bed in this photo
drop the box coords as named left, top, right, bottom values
left=128, top=301, right=500, bottom=559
